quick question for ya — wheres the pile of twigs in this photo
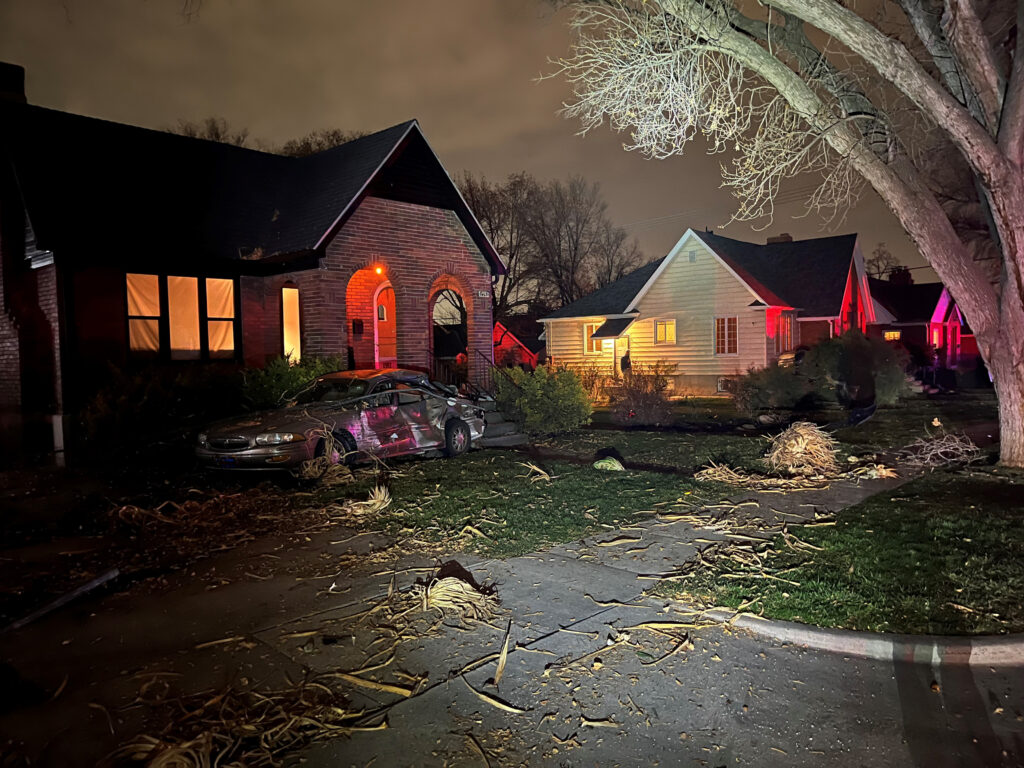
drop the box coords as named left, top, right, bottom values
left=764, top=422, right=841, bottom=477
left=694, top=462, right=831, bottom=490
left=102, top=677, right=382, bottom=768
left=899, top=431, right=983, bottom=468
left=411, top=577, right=501, bottom=622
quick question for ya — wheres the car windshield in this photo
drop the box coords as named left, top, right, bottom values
left=296, top=377, right=370, bottom=404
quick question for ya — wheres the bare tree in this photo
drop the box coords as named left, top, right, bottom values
left=459, top=172, right=543, bottom=321
left=554, top=0, right=1024, bottom=466
left=866, top=242, right=900, bottom=279
left=525, top=175, right=643, bottom=306
left=174, top=117, right=249, bottom=147
left=279, top=128, right=368, bottom=157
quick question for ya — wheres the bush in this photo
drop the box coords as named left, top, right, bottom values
left=732, top=363, right=811, bottom=416
left=732, top=331, right=910, bottom=417
left=494, top=364, right=593, bottom=436
left=802, top=332, right=910, bottom=407
left=240, top=356, right=346, bottom=410
left=611, top=361, right=677, bottom=426
left=80, top=363, right=244, bottom=448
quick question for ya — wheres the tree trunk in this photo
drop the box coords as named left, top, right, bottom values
left=986, top=332, right=1024, bottom=467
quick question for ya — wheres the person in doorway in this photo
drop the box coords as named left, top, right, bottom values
left=620, top=349, right=631, bottom=374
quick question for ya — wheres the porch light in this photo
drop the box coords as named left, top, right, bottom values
left=375, top=266, right=383, bottom=275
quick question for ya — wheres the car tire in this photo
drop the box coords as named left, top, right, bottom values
left=315, top=430, right=357, bottom=466
left=444, top=418, right=471, bottom=457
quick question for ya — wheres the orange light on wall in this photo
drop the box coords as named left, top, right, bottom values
left=375, top=266, right=383, bottom=275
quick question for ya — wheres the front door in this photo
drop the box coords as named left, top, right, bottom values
left=374, top=285, right=397, bottom=369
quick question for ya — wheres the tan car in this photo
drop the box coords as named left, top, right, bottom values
left=196, top=369, right=485, bottom=471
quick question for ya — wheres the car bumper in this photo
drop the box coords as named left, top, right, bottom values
left=195, top=442, right=310, bottom=469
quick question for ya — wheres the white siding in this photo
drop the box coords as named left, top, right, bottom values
left=627, top=240, right=766, bottom=376
left=545, top=316, right=617, bottom=374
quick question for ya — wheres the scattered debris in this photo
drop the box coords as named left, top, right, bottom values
left=695, top=463, right=831, bottom=490
left=101, top=676, right=381, bottom=768
left=516, top=462, right=553, bottom=483
left=352, top=485, right=392, bottom=515
left=592, top=457, right=625, bottom=472
left=899, top=431, right=983, bottom=469
left=412, top=577, right=500, bottom=623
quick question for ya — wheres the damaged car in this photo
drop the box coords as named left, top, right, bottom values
left=196, top=368, right=486, bottom=471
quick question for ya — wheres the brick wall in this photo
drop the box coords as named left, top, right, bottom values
left=241, top=196, right=494, bottom=383
left=0, top=214, right=21, bottom=414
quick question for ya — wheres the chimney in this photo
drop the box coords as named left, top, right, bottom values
left=766, top=233, right=793, bottom=244
left=0, top=62, right=26, bottom=104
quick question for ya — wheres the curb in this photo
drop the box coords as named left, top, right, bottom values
left=702, top=609, right=1024, bottom=667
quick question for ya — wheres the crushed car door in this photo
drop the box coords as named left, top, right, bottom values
left=392, top=384, right=444, bottom=453
left=360, top=380, right=406, bottom=456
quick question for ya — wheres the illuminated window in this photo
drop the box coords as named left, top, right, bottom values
left=584, top=322, right=602, bottom=354
left=205, top=278, right=235, bottom=359
left=282, top=285, right=301, bottom=364
left=126, top=273, right=160, bottom=355
left=884, top=330, right=902, bottom=342
left=126, top=273, right=237, bottom=360
left=655, top=319, right=676, bottom=345
left=932, top=327, right=943, bottom=347
left=775, top=313, right=793, bottom=355
left=714, top=317, right=738, bottom=355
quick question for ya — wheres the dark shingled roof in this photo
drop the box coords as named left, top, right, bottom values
left=543, top=256, right=666, bottom=319
left=542, top=232, right=858, bottom=321
left=699, top=232, right=858, bottom=317
left=590, top=317, right=635, bottom=338
left=868, top=278, right=943, bottom=323
left=0, top=103, right=502, bottom=272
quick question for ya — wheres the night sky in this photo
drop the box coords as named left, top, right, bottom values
left=0, top=0, right=933, bottom=280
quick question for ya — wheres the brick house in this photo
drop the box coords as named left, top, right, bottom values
left=0, top=63, right=503, bottom=457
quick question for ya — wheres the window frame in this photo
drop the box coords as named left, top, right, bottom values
left=654, top=318, right=677, bottom=346
left=124, top=272, right=241, bottom=362
left=583, top=321, right=603, bottom=355
left=775, top=312, right=793, bottom=356
left=281, top=283, right=302, bottom=364
left=714, top=316, right=739, bottom=356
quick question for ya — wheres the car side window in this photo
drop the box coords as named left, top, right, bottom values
left=367, top=380, right=396, bottom=408
left=397, top=387, right=422, bottom=406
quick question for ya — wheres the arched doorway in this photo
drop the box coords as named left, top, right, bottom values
left=345, top=265, right=395, bottom=371
left=374, top=283, right=397, bottom=369
left=428, top=277, right=470, bottom=385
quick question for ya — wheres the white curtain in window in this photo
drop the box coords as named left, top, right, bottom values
left=168, top=276, right=201, bottom=360
left=126, top=273, right=160, bottom=317
left=126, top=273, right=160, bottom=352
left=128, top=318, right=159, bottom=353
left=206, top=278, right=234, bottom=319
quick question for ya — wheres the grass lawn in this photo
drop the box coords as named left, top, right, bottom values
left=657, top=468, right=1024, bottom=635
left=535, top=430, right=766, bottom=473
left=334, top=450, right=717, bottom=558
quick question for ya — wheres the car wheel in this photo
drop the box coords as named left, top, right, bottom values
left=444, top=418, right=471, bottom=457
left=315, top=430, right=356, bottom=466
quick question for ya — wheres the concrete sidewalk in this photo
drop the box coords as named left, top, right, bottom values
left=3, top=471, right=1022, bottom=767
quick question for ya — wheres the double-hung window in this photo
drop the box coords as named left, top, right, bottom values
left=775, top=313, right=793, bottom=356
left=583, top=322, right=602, bottom=354
left=655, top=319, right=676, bottom=345
left=126, top=273, right=237, bottom=360
left=714, top=316, right=738, bottom=355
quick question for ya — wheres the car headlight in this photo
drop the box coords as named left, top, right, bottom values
left=255, top=432, right=306, bottom=445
